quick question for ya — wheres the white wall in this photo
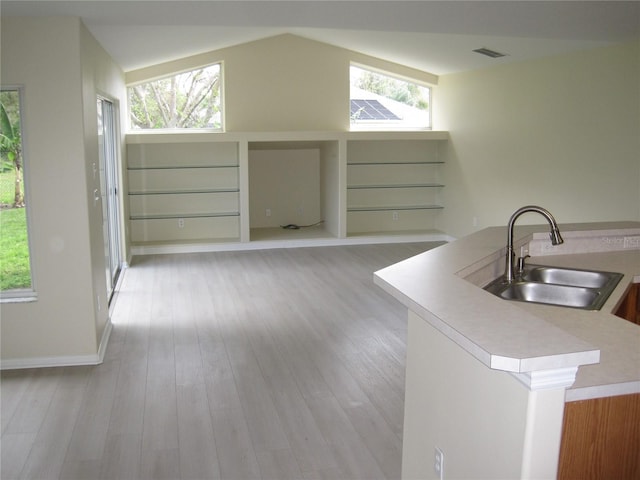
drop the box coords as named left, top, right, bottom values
left=435, top=40, right=640, bottom=239
left=3, top=21, right=637, bottom=363
left=125, top=33, right=437, bottom=133
left=249, top=148, right=321, bottom=228
left=80, top=22, right=128, bottom=345
left=225, top=35, right=349, bottom=132
left=1, top=17, right=125, bottom=365
left=402, top=311, right=566, bottom=479
left=126, top=34, right=639, bottom=240
left=319, top=141, right=343, bottom=237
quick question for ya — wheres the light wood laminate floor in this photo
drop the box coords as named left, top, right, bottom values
left=1, top=242, right=442, bottom=480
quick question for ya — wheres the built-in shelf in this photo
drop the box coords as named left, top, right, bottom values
left=130, top=212, right=240, bottom=220
left=126, top=140, right=241, bottom=244
left=346, top=138, right=445, bottom=235
left=347, top=183, right=444, bottom=189
left=127, top=164, right=238, bottom=170
left=347, top=161, right=444, bottom=165
left=348, top=205, right=444, bottom=212
left=125, top=131, right=449, bottom=250
left=129, top=188, right=239, bottom=195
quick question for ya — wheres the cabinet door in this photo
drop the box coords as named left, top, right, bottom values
left=558, top=394, right=640, bottom=480
left=614, top=283, right=640, bottom=324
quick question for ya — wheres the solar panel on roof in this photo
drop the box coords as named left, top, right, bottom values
left=350, top=99, right=400, bottom=120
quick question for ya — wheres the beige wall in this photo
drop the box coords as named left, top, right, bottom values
left=125, top=33, right=437, bottom=133
left=2, top=21, right=638, bottom=364
left=80, top=22, right=128, bottom=343
left=402, top=310, right=566, bottom=479
left=126, top=34, right=639, bottom=239
left=249, top=148, right=321, bottom=228
left=1, top=17, right=125, bottom=364
left=434, top=40, right=640, bottom=238
left=225, top=35, right=349, bottom=131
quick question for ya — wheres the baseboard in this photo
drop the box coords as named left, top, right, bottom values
left=131, top=231, right=454, bottom=255
left=0, top=319, right=113, bottom=371
left=97, top=318, right=113, bottom=363
left=0, top=353, right=102, bottom=370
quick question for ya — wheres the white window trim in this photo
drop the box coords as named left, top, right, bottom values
left=126, top=62, right=224, bottom=133
left=1, top=85, right=37, bottom=302
left=349, top=63, right=433, bottom=131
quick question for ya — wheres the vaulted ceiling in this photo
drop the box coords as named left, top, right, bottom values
left=3, top=1, right=639, bottom=74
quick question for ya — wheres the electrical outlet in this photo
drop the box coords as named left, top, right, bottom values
left=392, top=211, right=399, bottom=221
left=434, top=447, right=444, bottom=480
left=266, top=208, right=271, bottom=217
left=178, top=218, right=185, bottom=228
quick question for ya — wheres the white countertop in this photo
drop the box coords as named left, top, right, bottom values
left=374, top=222, right=640, bottom=401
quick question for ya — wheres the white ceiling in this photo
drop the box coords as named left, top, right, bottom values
left=3, top=1, right=639, bottom=74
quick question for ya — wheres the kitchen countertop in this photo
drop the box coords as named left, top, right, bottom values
left=374, top=221, right=640, bottom=401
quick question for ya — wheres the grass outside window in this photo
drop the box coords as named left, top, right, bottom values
left=0, top=169, right=31, bottom=291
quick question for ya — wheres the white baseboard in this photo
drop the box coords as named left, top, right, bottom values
left=132, top=232, right=454, bottom=255
left=0, top=353, right=102, bottom=370
left=0, top=319, right=113, bottom=371
left=97, top=318, right=113, bottom=363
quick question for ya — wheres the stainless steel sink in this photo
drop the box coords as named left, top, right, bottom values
left=522, top=266, right=620, bottom=289
left=484, top=265, right=623, bottom=310
left=495, top=282, right=601, bottom=309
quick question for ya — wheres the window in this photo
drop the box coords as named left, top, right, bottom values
left=350, top=65, right=431, bottom=130
left=128, top=63, right=222, bottom=130
left=1, top=87, right=35, bottom=300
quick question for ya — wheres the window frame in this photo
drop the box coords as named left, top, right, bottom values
left=126, top=62, right=224, bottom=133
left=349, top=63, right=432, bottom=132
left=1, top=85, right=37, bottom=303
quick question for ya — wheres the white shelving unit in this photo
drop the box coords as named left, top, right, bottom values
left=127, top=139, right=240, bottom=244
left=346, top=138, right=445, bottom=235
left=247, top=139, right=340, bottom=242
left=125, top=131, right=448, bottom=253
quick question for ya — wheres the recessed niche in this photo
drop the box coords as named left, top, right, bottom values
left=248, top=140, right=340, bottom=241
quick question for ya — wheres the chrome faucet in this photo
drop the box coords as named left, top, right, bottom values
left=504, top=206, right=564, bottom=283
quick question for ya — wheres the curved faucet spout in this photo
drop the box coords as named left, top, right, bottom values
left=504, top=205, right=564, bottom=283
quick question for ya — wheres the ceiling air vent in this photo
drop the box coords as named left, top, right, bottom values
left=473, top=47, right=507, bottom=58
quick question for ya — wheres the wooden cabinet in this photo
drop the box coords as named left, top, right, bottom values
left=558, top=393, right=640, bottom=480
left=615, top=283, right=640, bottom=324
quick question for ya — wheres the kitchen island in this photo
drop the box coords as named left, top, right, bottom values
left=374, top=221, right=640, bottom=479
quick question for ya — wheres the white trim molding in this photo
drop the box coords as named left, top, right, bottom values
left=512, top=367, right=579, bottom=391
left=0, top=319, right=113, bottom=370
left=1, top=353, right=102, bottom=370
left=132, top=232, right=453, bottom=255
left=97, top=318, right=113, bottom=363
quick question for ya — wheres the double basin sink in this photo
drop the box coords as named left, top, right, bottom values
left=484, top=265, right=623, bottom=310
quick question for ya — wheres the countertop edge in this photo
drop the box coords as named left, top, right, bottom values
left=566, top=381, right=640, bottom=402
left=373, top=271, right=600, bottom=374
left=374, top=222, right=640, bottom=394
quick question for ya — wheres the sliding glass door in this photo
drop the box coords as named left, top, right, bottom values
left=97, top=96, right=122, bottom=302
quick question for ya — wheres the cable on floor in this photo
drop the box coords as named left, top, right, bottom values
left=280, top=220, right=325, bottom=230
